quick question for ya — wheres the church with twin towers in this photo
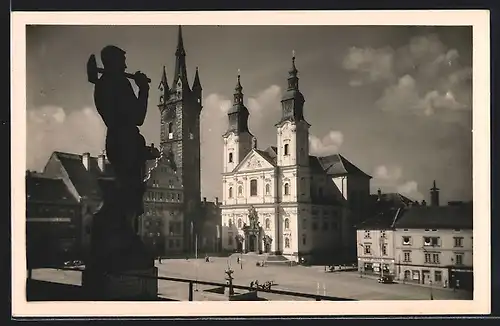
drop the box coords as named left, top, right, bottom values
left=148, top=26, right=371, bottom=262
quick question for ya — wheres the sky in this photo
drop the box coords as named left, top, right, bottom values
left=26, top=25, right=473, bottom=204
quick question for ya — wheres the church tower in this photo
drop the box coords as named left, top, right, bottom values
left=158, top=25, right=203, bottom=253
left=222, top=72, right=256, bottom=173
left=276, top=52, right=310, bottom=168
left=276, top=53, right=311, bottom=204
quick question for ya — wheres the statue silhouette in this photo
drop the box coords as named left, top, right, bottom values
left=89, top=45, right=159, bottom=271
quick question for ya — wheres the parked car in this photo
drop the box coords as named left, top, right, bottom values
left=378, top=275, right=394, bottom=284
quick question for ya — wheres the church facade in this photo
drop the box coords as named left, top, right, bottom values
left=220, top=55, right=372, bottom=263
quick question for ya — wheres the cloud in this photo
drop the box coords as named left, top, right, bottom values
left=342, top=34, right=472, bottom=122
left=371, top=165, right=424, bottom=201
left=309, top=131, right=343, bottom=156
left=27, top=105, right=106, bottom=171
left=342, top=46, right=395, bottom=86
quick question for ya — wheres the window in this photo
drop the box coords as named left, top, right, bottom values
left=284, top=144, right=289, bottom=156
left=424, top=236, right=439, bottom=247
left=168, top=179, right=173, bottom=188
left=168, top=240, right=174, bottom=248
left=228, top=219, right=233, bottom=227
left=284, top=183, right=290, bottom=196
left=364, top=244, right=371, bottom=255
left=265, top=218, right=271, bottom=229
left=302, top=218, right=307, bottom=230
left=454, top=237, right=464, bottom=247
left=432, top=253, right=440, bottom=264
left=285, top=237, right=290, bottom=248
left=237, top=218, right=242, bottom=228
left=302, top=235, right=306, bottom=245
left=381, top=231, right=386, bottom=238
left=434, top=271, right=442, bottom=282
left=228, top=152, right=233, bottom=163
left=265, top=184, right=271, bottom=195
left=168, top=123, right=173, bottom=139
left=382, top=244, right=387, bottom=256
left=312, top=222, right=318, bottom=230
left=425, top=253, right=431, bottom=263
left=238, top=186, right=243, bottom=196
left=455, top=253, right=463, bottom=265
left=404, top=270, right=411, bottom=280
left=228, top=187, right=233, bottom=198
left=403, top=251, right=411, bottom=262
left=177, top=193, right=181, bottom=201
left=364, top=231, right=371, bottom=239
left=284, top=218, right=290, bottom=229
left=250, top=179, right=258, bottom=196
left=175, top=239, right=181, bottom=248
left=402, top=236, right=411, bottom=245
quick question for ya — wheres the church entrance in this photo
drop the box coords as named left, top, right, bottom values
left=248, top=234, right=257, bottom=252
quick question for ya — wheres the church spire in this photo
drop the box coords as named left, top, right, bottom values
left=278, top=51, right=306, bottom=124
left=233, top=69, right=243, bottom=104
left=158, top=66, right=169, bottom=105
left=173, top=25, right=189, bottom=89
left=192, top=66, right=202, bottom=91
left=226, top=69, right=250, bottom=134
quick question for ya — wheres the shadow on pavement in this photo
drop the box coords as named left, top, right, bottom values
left=26, top=279, right=177, bottom=301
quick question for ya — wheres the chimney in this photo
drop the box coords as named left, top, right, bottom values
left=215, top=197, right=219, bottom=206
left=98, top=150, right=106, bottom=172
left=82, top=152, right=91, bottom=170
left=430, top=180, right=440, bottom=207
left=421, top=200, right=427, bottom=206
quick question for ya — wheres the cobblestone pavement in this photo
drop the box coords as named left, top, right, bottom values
left=31, top=256, right=472, bottom=301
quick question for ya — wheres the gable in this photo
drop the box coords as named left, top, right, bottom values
left=233, top=149, right=275, bottom=173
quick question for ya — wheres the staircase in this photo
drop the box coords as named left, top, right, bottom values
left=229, top=253, right=297, bottom=267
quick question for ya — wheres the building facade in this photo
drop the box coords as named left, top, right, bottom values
left=393, top=204, right=473, bottom=290
left=220, top=55, right=371, bottom=263
left=356, top=208, right=402, bottom=276
left=26, top=172, right=82, bottom=266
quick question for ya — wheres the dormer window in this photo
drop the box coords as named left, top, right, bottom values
left=402, top=236, right=411, bottom=245
left=284, top=144, right=289, bottom=156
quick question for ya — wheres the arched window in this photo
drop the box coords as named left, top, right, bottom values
left=238, top=185, right=243, bottom=196
left=265, top=218, right=271, bottom=229
left=250, top=179, right=258, bottom=196
left=168, top=122, right=173, bottom=133
left=228, top=187, right=233, bottom=198
left=284, top=143, right=289, bottom=156
left=284, top=183, right=290, bottom=196
left=284, top=218, right=290, bottom=230
left=228, top=152, right=233, bottom=163
left=285, top=237, right=290, bottom=248
left=265, top=184, right=271, bottom=195
left=237, top=218, right=242, bottom=228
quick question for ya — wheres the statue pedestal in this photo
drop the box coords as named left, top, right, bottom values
left=82, top=209, right=158, bottom=300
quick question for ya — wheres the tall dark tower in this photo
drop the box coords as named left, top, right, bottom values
left=430, top=180, right=440, bottom=207
left=158, top=26, right=203, bottom=253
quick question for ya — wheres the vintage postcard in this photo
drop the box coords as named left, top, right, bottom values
left=11, top=10, right=490, bottom=317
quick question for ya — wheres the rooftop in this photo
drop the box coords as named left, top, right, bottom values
left=394, top=204, right=473, bottom=230
left=26, top=174, right=77, bottom=204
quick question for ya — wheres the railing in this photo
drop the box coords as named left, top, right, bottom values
left=29, top=266, right=356, bottom=302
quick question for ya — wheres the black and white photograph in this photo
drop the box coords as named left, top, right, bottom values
left=12, top=10, right=490, bottom=317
